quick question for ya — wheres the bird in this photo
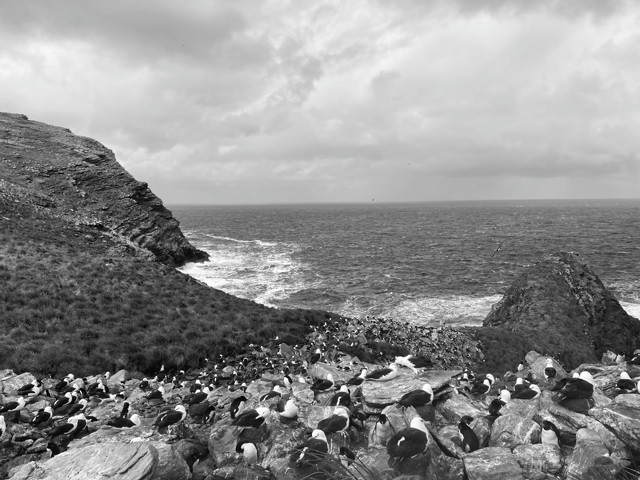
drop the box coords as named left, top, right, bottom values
left=329, top=385, right=352, bottom=407
left=488, top=389, right=511, bottom=417
left=236, top=442, right=258, bottom=465
left=469, top=378, right=493, bottom=396
left=458, top=419, right=479, bottom=453
left=616, top=372, right=636, bottom=393
left=259, top=385, right=283, bottom=402
left=346, top=367, right=368, bottom=386
left=310, top=373, right=335, bottom=393
left=339, top=446, right=356, bottom=467
left=232, top=407, right=270, bottom=429
left=370, top=413, right=395, bottom=446
left=54, top=374, right=74, bottom=393
left=317, top=406, right=350, bottom=436
left=107, top=413, right=142, bottom=428
left=277, top=398, right=298, bottom=420
left=145, top=385, right=165, bottom=402
left=0, top=396, right=26, bottom=414
left=52, top=392, right=75, bottom=411
left=511, top=383, right=541, bottom=400
left=17, top=379, right=43, bottom=397
left=0, top=416, right=5, bottom=438
left=541, top=420, right=561, bottom=446
left=229, top=396, right=248, bottom=419
left=386, top=417, right=429, bottom=459
left=517, top=362, right=525, bottom=372
left=31, top=406, right=54, bottom=426
left=394, top=354, right=433, bottom=373
left=57, top=398, right=88, bottom=417
left=309, top=348, right=323, bottom=365
left=552, top=371, right=594, bottom=402
left=366, top=363, right=399, bottom=382
left=397, top=383, right=433, bottom=409
left=186, top=387, right=212, bottom=405
left=544, top=359, right=557, bottom=380
left=139, top=378, right=151, bottom=390
left=291, top=429, right=329, bottom=467
left=513, top=377, right=528, bottom=393
left=153, top=405, right=187, bottom=433
left=47, top=413, right=87, bottom=438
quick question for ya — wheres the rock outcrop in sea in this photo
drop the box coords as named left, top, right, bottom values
left=0, top=112, right=207, bottom=267
left=477, top=251, right=640, bottom=373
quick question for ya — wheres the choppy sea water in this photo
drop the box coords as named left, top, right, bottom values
left=172, top=199, right=640, bottom=327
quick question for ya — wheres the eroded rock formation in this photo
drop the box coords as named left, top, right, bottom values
left=0, top=112, right=207, bottom=267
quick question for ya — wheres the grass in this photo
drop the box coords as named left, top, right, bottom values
left=0, top=206, right=333, bottom=377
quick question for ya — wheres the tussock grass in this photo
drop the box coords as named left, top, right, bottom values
left=0, top=211, right=331, bottom=377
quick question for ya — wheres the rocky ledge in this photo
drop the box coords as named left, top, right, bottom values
left=1, top=346, right=639, bottom=480
left=0, top=112, right=207, bottom=267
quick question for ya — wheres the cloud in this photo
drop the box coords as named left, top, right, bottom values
left=0, top=0, right=638, bottom=203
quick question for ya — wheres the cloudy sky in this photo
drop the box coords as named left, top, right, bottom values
left=1, top=0, right=638, bottom=204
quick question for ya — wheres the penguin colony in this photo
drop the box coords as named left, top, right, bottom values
left=1, top=340, right=639, bottom=478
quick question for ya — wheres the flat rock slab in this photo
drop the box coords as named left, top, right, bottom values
left=463, top=447, right=525, bottom=480
left=8, top=443, right=158, bottom=480
left=362, top=370, right=458, bottom=409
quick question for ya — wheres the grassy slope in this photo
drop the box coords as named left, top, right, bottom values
left=0, top=205, right=333, bottom=378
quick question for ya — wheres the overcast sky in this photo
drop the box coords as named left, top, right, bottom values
left=1, top=0, right=638, bottom=204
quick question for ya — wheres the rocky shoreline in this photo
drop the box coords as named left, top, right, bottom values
left=1, top=327, right=639, bottom=480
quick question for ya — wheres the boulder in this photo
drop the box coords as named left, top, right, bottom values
left=481, top=252, right=640, bottom=372
left=489, top=414, right=540, bottom=449
left=589, top=396, right=640, bottom=457
left=512, top=444, right=563, bottom=477
left=436, top=393, right=485, bottom=424
left=564, top=428, right=625, bottom=480
left=7, top=442, right=192, bottom=480
left=463, top=447, right=525, bottom=480
left=362, top=370, right=458, bottom=410
left=1, top=372, right=37, bottom=396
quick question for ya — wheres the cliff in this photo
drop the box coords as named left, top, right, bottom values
left=478, top=251, right=640, bottom=372
left=0, top=112, right=207, bottom=267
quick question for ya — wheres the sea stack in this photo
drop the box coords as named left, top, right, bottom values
left=479, top=251, right=640, bottom=371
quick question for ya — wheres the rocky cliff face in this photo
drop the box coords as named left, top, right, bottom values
left=0, top=112, right=207, bottom=267
left=482, top=251, right=640, bottom=369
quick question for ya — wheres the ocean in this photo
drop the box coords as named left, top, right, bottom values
left=172, top=199, right=640, bottom=327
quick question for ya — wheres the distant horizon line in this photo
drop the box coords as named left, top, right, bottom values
left=166, top=197, right=640, bottom=208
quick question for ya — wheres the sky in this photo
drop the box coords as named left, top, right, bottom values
left=1, top=0, right=639, bottom=205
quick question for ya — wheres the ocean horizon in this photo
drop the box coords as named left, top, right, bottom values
left=172, top=198, right=640, bottom=326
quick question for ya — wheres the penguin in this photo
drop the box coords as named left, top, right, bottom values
left=370, top=413, right=395, bottom=446
left=541, top=420, right=560, bottom=446
left=458, top=419, right=479, bottom=453
left=544, top=359, right=557, bottom=380
left=339, top=446, right=356, bottom=467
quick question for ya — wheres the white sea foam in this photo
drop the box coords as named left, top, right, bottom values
left=620, top=302, right=640, bottom=320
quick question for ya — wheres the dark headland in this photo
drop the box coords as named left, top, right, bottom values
left=1, top=112, right=640, bottom=479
